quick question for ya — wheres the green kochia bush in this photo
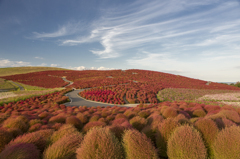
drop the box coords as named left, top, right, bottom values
left=43, top=132, right=83, bottom=159
left=0, top=143, right=41, bottom=159
left=122, top=129, right=159, bottom=159
left=156, top=118, right=180, bottom=157
left=76, top=127, right=124, bottom=159
left=194, top=118, right=219, bottom=158
left=212, top=125, right=240, bottom=159
left=167, top=125, right=207, bottom=159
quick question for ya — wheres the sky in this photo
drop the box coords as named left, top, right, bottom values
left=0, top=0, right=240, bottom=82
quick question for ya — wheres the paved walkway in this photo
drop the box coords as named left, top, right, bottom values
left=0, top=81, right=25, bottom=92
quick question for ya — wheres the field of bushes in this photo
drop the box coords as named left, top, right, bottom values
left=1, top=68, right=240, bottom=158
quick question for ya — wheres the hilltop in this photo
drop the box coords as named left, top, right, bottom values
left=0, top=66, right=68, bottom=77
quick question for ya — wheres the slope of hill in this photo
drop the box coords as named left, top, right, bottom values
left=0, top=66, right=68, bottom=77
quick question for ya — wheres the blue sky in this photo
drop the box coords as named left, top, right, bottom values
left=1, top=0, right=240, bottom=82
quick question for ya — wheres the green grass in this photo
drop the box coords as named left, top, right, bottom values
left=0, top=78, right=18, bottom=90
left=0, top=88, right=64, bottom=105
left=0, top=66, right=68, bottom=77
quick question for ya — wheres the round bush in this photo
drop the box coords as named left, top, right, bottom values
left=82, top=121, right=106, bottom=133
left=162, top=107, right=178, bottom=118
left=3, top=117, right=29, bottom=132
left=129, top=116, right=147, bottom=131
left=43, top=132, right=83, bottom=159
left=122, top=129, right=159, bottom=159
left=138, top=110, right=151, bottom=118
left=50, top=124, right=79, bottom=144
left=0, top=128, right=13, bottom=152
left=212, top=125, right=240, bottom=159
left=66, top=116, right=83, bottom=130
left=76, top=127, right=124, bottom=159
left=76, top=113, right=88, bottom=124
left=167, top=125, right=207, bottom=159
left=0, top=143, right=40, bottom=159
left=156, top=118, right=180, bottom=157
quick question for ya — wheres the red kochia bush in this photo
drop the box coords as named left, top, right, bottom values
left=122, top=129, right=159, bottom=159
left=76, top=127, right=124, bottom=159
left=167, top=125, right=207, bottom=159
left=2, top=116, right=29, bottom=133
left=0, top=143, right=41, bottom=159
left=212, top=125, right=240, bottom=159
left=43, top=132, right=83, bottom=159
left=162, top=107, right=178, bottom=118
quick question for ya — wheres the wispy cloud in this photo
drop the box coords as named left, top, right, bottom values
left=50, top=64, right=58, bottom=67
left=32, top=22, right=82, bottom=39
left=35, top=56, right=44, bottom=59
left=0, top=58, right=31, bottom=67
left=59, top=0, right=240, bottom=60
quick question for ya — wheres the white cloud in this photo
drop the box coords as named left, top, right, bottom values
left=0, top=58, right=31, bottom=67
left=69, top=66, right=116, bottom=70
left=39, top=63, right=47, bottom=66
left=35, top=56, right=44, bottom=59
left=50, top=64, right=58, bottom=67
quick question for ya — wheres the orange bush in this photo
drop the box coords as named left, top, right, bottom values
left=66, top=116, right=83, bottom=130
left=212, top=125, right=240, bottom=159
left=156, top=118, right=180, bottom=157
left=76, top=113, right=88, bottom=124
left=162, top=107, right=178, bottom=118
left=129, top=116, right=147, bottom=131
left=122, top=129, right=159, bottom=159
left=43, top=132, right=83, bottom=159
left=2, top=116, right=29, bottom=133
left=82, top=121, right=106, bottom=133
left=76, top=127, right=124, bottom=159
left=167, top=125, right=207, bottom=159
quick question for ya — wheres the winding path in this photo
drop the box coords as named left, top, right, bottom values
left=0, top=80, right=25, bottom=92
left=62, top=78, right=137, bottom=107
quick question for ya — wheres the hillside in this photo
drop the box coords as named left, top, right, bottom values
left=0, top=66, right=68, bottom=77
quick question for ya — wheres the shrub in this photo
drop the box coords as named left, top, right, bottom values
left=111, top=118, right=128, bottom=126
left=76, top=127, right=124, bottom=159
left=192, top=109, right=206, bottom=117
left=82, top=121, right=106, bottom=133
left=49, top=124, right=79, bottom=144
left=108, top=125, right=126, bottom=141
left=124, top=110, right=137, bottom=119
left=2, top=116, right=29, bottom=132
left=66, top=116, right=83, bottom=130
left=29, top=119, right=42, bottom=126
left=138, top=110, right=151, bottom=118
left=0, top=143, right=41, bottom=159
left=89, top=115, right=100, bottom=122
left=0, top=128, right=13, bottom=152
left=167, top=125, right=207, bottom=159
left=49, top=115, right=66, bottom=123
left=38, top=111, right=49, bottom=119
left=219, top=110, right=240, bottom=123
left=28, top=123, right=42, bottom=132
left=156, top=118, right=180, bottom=157
left=43, top=132, right=83, bottom=159
left=115, top=113, right=127, bottom=120
left=129, top=116, right=147, bottom=131
left=162, top=107, right=178, bottom=118
left=194, top=118, right=219, bottom=158
left=222, top=117, right=237, bottom=128
left=76, top=113, right=88, bottom=124
left=212, top=125, right=240, bottom=159
left=0, top=113, right=9, bottom=124
left=6, top=130, right=47, bottom=152
left=122, top=129, right=159, bottom=159
left=147, top=114, right=164, bottom=131
left=6, top=128, right=23, bottom=138
left=141, top=125, right=156, bottom=143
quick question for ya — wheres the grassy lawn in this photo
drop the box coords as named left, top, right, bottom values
left=0, top=88, right=64, bottom=105
left=0, top=66, right=68, bottom=77
left=0, top=78, right=18, bottom=90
